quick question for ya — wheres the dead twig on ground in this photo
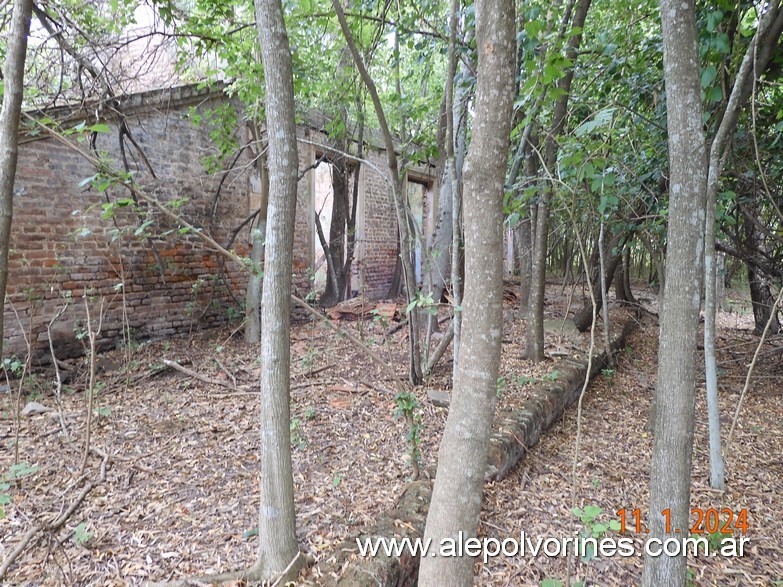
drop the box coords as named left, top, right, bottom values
left=213, top=356, right=237, bottom=387
left=162, top=359, right=236, bottom=390
left=0, top=447, right=109, bottom=580
left=80, top=297, right=104, bottom=475
left=48, top=301, right=72, bottom=442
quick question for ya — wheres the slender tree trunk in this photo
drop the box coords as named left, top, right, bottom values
left=526, top=0, right=592, bottom=362
left=526, top=202, right=549, bottom=360
left=333, top=0, right=423, bottom=384
left=245, top=157, right=269, bottom=344
left=703, top=2, right=783, bottom=489
left=515, top=217, right=533, bottom=317
left=642, top=0, right=707, bottom=584
left=425, top=96, right=452, bottom=338
left=253, top=0, right=301, bottom=578
left=418, top=0, right=515, bottom=583
left=622, top=246, right=636, bottom=303
left=0, top=0, right=34, bottom=353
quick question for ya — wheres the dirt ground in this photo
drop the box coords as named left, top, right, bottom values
left=1, top=282, right=781, bottom=586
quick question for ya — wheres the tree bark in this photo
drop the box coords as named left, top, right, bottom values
left=418, top=0, right=515, bottom=583
left=0, top=0, right=34, bottom=354
left=245, top=156, right=269, bottom=345
left=514, top=217, right=533, bottom=317
left=642, top=0, right=707, bottom=584
left=253, top=0, right=302, bottom=578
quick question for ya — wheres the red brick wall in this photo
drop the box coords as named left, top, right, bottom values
left=4, top=85, right=407, bottom=361
left=7, top=86, right=251, bottom=360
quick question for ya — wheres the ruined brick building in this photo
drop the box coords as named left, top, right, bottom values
left=5, top=83, right=437, bottom=360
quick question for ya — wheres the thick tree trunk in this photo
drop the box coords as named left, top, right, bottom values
left=418, top=0, right=515, bottom=583
left=642, top=0, right=707, bottom=584
left=614, top=250, right=628, bottom=302
left=319, top=151, right=349, bottom=307
left=253, top=0, right=302, bottom=579
left=622, top=247, right=636, bottom=303
left=0, top=0, right=34, bottom=354
left=573, top=241, right=622, bottom=332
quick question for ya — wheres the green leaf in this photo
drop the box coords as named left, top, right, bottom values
left=583, top=504, right=602, bottom=517
left=524, top=20, right=544, bottom=39
left=706, top=10, right=723, bottom=33
left=700, top=65, right=717, bottom=89
left=706, top=86, right=723, bottom=103
left=543, top=63, right=562, bottom=84
left=73, top=522, right=92, bottom=545
left=574, top=108, right=615, bottom=137
left=134, top=220, right=155, bottom=236
left=712, top=32, right=730, bottom=54
left=88, top=123, right=111, bottom=134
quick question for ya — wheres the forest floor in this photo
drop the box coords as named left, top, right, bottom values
left=1, top=281, right=781, bottom=586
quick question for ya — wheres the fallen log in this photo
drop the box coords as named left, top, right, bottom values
left=311, top=309, right=639, bottom=586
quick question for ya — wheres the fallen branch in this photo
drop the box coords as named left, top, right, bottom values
left=213, top=356, right=237, bottom=387
left=162, top=359, right=235, bottom=390
left=294, top=363, right=333, bottom=378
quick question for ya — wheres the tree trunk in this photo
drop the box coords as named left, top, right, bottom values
left=426, top=172, right=453, bottom=333
left=526, top=0, right=592, bottom=362
left=424, top=96, right=452, bottom=337
left=0, top=0, right=34, bottom=354
left=514, top=217, right=533, bottom=317
left=526, top=202, right=549, bottom=360
left=642, top=0, right=707, bottom=584
left=418, top=0, right=515, bottom=583
left=573, top=241, right=622, bottom=332
left=614, top=253, right=628, bottom=302
left=333, top=0, right=423, bottom=384
left=622, top=246, right=636, bottom=303
left=748, top=267, right=781, bottom=334
left=253, top=0, right=302, bottom=579
left=245, top=157, right=269, bottom=345
left=702, top=1, right=782, bottom=489
left=319, top=148, right=350, bottom=307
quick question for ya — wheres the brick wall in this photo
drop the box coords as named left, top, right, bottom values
left=4, top=84, right=410, bottom=361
